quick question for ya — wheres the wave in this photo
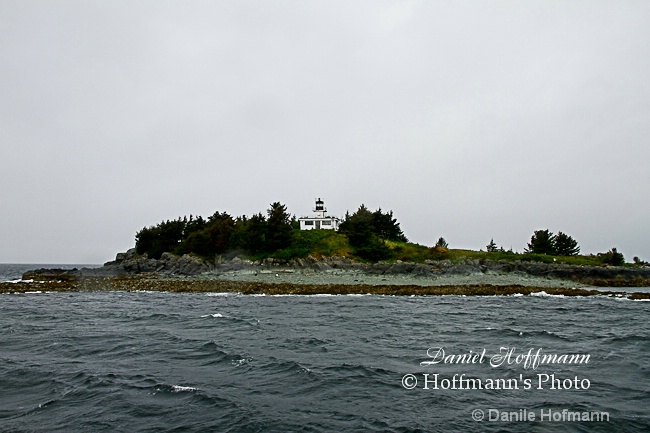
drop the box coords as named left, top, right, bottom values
left=2, top=290, right=649, bottom=432
left=205, top=292, right=241, bottom=297
left=254, top=357, right=314, bottom=376
left=530, top=291, right=566, bottom=298
left=200, top=313, right=224, bottom=318
left=153, top=384, right=198, bottom=393
left=195, top=312, right=260, bottom=327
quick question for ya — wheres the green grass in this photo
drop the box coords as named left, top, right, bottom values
left=263, top=230, right=627, bottom=266
left=273, top=229, right=352, bottom=260
left=379, top=241, right=615, bottom=266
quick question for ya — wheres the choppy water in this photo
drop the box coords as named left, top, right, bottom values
left=0, top=264, right=98, bottom=282
left=2, top=264, right=650, bottom=432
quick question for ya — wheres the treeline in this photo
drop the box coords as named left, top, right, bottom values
left=524, top=229, right=626, bottom=264
left=135, top=202, right=294, bottom=259
left=525, top=229, right=580, bottom=256
left=134, top=201, right=640, bottom=266
left=482, top=229, right=625, bottom=265
left=135, top=202, right=407, bottom=261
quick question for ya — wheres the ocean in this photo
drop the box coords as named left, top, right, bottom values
left=0, top=264, right=99, bottom=282
left=1, top=264, right=649, bottom=432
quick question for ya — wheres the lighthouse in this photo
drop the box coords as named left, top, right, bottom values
left=314, top=198, right=326, bottom=218
left=298, top=198, right=340, bottom=231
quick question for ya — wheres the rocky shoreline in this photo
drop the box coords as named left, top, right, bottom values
left=25, top=248, right=650, bottom=288
left=2, top=273, right=649, bottom=299
left=5, top=249, right=649, bottom=298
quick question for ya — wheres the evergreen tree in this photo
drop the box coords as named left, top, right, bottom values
left=235, top=213, right=267, bottom=254
left=205, top=211, right=234, bottom=254
left=266, top=202, right=292, bottom=251
left=554, top=231, right=580, bottom=256
left=341, top=205, right=375, bottom=248
left=339, top=204, right=391, bottom=260
left=135, top=218, right=187, bottom=259
left=372, top=208, right=408, bottom=242
left=435, top=237, right=449, bottom=249
left=525, top=230, right=556, bottom=255
left=525, top=229, right=580, bottom=256
left=180, top=229, right=212, bottom=257
left=486, top=238, right=498, bottom=252
left=135, top=226, right=156, bottom=256
left=185, top=214, right=207, bottom=234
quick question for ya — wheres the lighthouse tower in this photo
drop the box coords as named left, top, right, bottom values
left=298, top=198, right=340, bottom=231
left=314, top=198, right=326, bottom=218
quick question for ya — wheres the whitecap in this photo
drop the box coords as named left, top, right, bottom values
left=200, top=313, right=224, bottom=318
left=171, top=385, right=197, bottom=392
left=530, top=291, right=565, bottom=298
left=231, top=357, right=253, bottom=367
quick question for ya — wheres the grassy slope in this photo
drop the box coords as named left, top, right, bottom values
left=271, top=230, right=621, bottom=266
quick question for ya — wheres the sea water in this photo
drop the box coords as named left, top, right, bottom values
left=0, top=264, right=99, bottom=282
left=1, top=265, right=649, bottom=432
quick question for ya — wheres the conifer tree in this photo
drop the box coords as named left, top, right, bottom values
left=266, top=202, right=292, bottom=252
left=525, top=230, right=556, bottom=255
left=435, top=237, right=449, bottom=249
left=554, top=231, right=580, bottom=256
left=486, top=238, right=498, bottom=252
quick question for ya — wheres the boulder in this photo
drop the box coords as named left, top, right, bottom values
left=124, top=256, right=159, bottom=273
left=175, top=254, right=209, bottom=275
left=387, top=261, right=416, bottom=274
left=411, top=263, right=434, bottom=277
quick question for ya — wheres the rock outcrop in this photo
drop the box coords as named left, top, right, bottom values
left=22, top=268, right=82, bottom=281
left=24, top=250, right=650, bottom=287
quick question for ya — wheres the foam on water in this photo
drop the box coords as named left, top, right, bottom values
left=171, top=385, right=198, bottom=392
left=530, top=291, right=566, bottom=298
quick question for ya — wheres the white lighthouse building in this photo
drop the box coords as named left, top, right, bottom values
left=298, top=198, right=340, bottom=231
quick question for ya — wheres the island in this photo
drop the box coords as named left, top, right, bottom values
left=4, top=200, right=650, bottom=298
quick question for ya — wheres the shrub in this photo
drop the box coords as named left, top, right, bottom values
left=598, top=248, right=625, bottom=266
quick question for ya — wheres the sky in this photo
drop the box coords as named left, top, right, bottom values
left=1, top=0, right=649, bottom=264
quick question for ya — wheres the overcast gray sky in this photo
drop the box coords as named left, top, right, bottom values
left=2, top=0, right=649, bottom=264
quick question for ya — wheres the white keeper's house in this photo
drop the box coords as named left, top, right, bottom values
left=298, top=198, right=341, bottom=231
